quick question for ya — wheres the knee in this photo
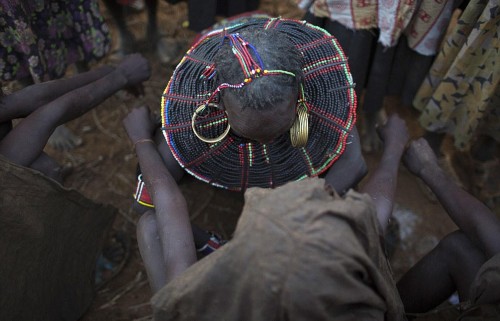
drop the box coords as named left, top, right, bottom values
left=439, top=230, right=469, bottom=250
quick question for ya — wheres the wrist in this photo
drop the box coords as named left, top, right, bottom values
left=134, top=138, right=155, bottom=148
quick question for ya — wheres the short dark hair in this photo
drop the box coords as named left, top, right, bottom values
left=214, top=28, right=304, bottom=111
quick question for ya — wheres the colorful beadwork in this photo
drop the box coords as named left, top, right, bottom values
left=161, top=17, right=357, bottom=191
left=203, top=33, right=297, bottom=106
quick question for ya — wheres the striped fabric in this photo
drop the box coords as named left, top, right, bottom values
left=161, top=17, right=357, bottom=191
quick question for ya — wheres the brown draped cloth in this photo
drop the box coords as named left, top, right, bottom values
left=0, top=156, right=116, bottom=320
left=152, top=178, right=406, bottom=321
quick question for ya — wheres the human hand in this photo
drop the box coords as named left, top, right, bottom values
left=403, top=138, right=440, bottom=176
left=123, top=105, right=157, bottom=146
left=117, top=54, right=151, bottom=88
left=377, top=113, right=409, bottom=151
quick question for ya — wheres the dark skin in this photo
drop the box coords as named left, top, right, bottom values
left=396, top=138, right=500, bottom=312
left=334, top=117, right=500, bottom=312
left=124, top=110, right=394, bottom=295
left=225, top=87, right=367, bottom=194
left=0, top=54, right=151, bottom=183
left=359, top=114, right=409, bottom=234
left=153, top=81, right=368, bottom=197
left=359, top=120, right=500, bottom=312
left=123, top=106, right=196, bottom=293
left=130, top=110, right=500, bottom=315
left=222, top=90, right=297, bottom=144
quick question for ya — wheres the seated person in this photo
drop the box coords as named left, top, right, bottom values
left=133, top=17, right=367, bottom=221
left=124, top=107, right=500, bottom=320
left=0, top=54, right=151, bottom=321
left=0, top=54, right=150, bottom=183
left=131, top=17, right=367, bottom=260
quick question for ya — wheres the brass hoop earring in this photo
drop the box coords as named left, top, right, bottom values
left=290, top=103, right=309, bottom=148
left=192, top=103, right=231, bottom=144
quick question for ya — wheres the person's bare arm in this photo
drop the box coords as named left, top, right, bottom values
left=0, top=64, right=115, bottom=122
left=324, top=127, right=368, bottom=194
left=0, top=54, right=151, bottom=167
left=404, top=138, right=500, bottom=258
left=359, top=114, right=409, bottom=234
left=123, top=106, right=196, bottom=281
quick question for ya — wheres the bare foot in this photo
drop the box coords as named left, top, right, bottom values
left=47, top=125, right=83, bottom=151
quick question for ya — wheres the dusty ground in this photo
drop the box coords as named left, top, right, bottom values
left=43, top=1, right=462, bottom=320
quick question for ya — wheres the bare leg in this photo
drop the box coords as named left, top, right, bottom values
left=397, top=230, right=485, bottom=312
left=324, top=127, right=367, bottom=195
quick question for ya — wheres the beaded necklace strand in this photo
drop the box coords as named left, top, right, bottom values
left=204, top=33, right=296, bottom=105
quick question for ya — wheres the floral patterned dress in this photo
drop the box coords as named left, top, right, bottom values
left=0, top=0, right=111, bottom=83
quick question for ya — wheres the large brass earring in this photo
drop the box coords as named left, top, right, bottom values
left=290, top=102, right=309, bottom=148
left=192, top=103, right=231, bottom=144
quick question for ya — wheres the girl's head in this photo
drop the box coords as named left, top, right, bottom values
left=213, top=28, right=304, bottom=143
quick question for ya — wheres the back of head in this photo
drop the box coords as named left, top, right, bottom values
left=214, top=28, right=304, bottom=111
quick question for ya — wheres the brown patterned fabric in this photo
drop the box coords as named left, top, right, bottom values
left=413, top=0, right=500, bottom=151
left=152, top=178, right=406, bottom=321
left=296, top=0, right=456, bottom=54
left=0, top=156, right=116, bottom=320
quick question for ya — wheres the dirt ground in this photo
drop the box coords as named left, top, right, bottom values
left=42, top=1, right=463, bottom=320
